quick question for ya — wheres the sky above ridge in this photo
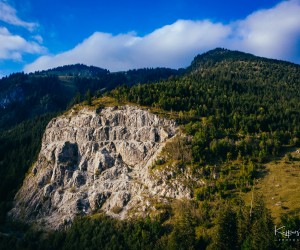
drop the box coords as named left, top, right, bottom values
left=0, top=0, right=300, bottom=77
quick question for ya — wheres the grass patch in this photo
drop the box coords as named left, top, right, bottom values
left=92, top=96, right=125, bottom=107
left=243, top=148, right=300, bottom=222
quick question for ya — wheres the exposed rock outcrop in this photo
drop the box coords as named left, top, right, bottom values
left=9, top=105, right=191, bottom=229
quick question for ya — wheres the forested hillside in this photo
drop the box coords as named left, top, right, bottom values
left=0, top=65, right=181, bottom=130
left=0, top=49, right=299, bottom=250
left=112, top=48, right=300, bottom=164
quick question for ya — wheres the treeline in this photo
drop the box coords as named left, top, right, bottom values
left=1, top=198, right=299, bottom=250
left=72, top=67, right=182, bottom=96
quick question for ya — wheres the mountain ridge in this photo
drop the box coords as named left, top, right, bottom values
left=26, top=48, right=300, bottom=77
left=190, top=48, right=300, bottom=69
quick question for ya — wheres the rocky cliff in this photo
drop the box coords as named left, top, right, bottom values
left=9, top=105, right=191, bottom=229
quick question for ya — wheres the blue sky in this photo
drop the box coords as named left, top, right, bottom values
left=1, top=0, right=300, bottom=77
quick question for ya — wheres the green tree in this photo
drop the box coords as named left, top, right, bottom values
left=85, top=89, right=92, bottom=106
left=167, top=201, right=196, bottom=250
left=242, top=196, right=276, bottom=250
left=210, top=204, right=238, bottom=250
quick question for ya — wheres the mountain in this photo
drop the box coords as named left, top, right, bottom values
left=1, top=49, right=300, bottom=250
left=189, top=47, right=298, bottom=68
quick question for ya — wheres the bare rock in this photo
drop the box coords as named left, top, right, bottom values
left=9, top=105, right=192, bottom=230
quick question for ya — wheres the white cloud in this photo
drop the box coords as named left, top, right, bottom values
left=0, top=26, right=45, bottom=61
left=32, top=35, right=43, bottom=44
left=24, top=0, right=300, bottom=73
left=231, top=0, right=300, bottom=61
left=134, top=20, right=230, bottom=68
left=24, top=20, right=231, bottom=72
left=0, top=1, right=38, bottom=31
left=0, top=1, right=44, bottom=62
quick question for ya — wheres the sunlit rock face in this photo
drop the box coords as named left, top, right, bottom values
left=9, top=105, right=191, bottom=230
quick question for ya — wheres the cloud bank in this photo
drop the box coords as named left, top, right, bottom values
left=24, top=0, right=300, bottom=72
left=0, top=27, right=44, bottom=60
left=232, top=0, right=300, bottom=60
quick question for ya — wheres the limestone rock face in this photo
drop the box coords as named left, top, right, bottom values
left=9, top=106, right=191, bottom=229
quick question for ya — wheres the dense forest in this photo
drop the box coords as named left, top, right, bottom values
left=0, top=65, right=181, bottom=130
left=0, top=49, right=299, bottom=249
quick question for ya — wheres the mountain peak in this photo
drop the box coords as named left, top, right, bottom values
left=188, top=48, right=299, bottom=72
left=36, top=64, right=109, bottom=77
left=190, top=48, right=256, bottom=67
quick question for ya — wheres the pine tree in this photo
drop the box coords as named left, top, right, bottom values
left=211, top=204, right=238, bottom=250
left=167, top=201, right=196, bottom=250
left=85, top=89, right=92, bottom=106
left=242, top=196, right=276, bottom=250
